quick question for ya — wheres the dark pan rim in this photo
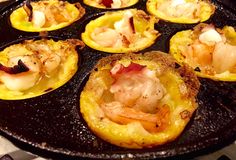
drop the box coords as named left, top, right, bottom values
left=1, top=116, right=236, bottom=159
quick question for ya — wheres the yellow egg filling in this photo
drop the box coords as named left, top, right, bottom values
left=10, top=0, right=85, bottom=32
left=0, top=39, right=83, bottom=100
left=82, top=9, right=160, bottom=53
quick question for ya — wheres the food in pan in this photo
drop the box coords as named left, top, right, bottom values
left=82, top=9, right=160, bottom=53
left=170, top=23, right=236, bottom=81
left=83, top=0, right=138, bottom=9
left=80, top=51, right=200, bottom=148
left=146, top=0, right=215, bottom=24
left=10, top=0, right=85, bottom=32
left=0, top=39, right=84, bottom=100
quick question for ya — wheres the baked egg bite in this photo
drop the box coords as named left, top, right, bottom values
left=80, top=51, right=200, bottom=148
left=146, top=0, right=215, bottom=24
left=83, top=0, right=138, bottom=9
left=10, top=0, right=85, bottom=32
left=0, top=39, right=84, bottom=100
left=170, top=23, right=236, bottom=81
left=81, top=9, right=160, bottom=53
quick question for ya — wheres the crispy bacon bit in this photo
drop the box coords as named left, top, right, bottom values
left=129, top=17, right=135, bottom=34
left=101, top=0, right=113, bottom=7
left=180, top=110, right=191, bottom=119
left=23, top=0, right=33, bottom=22
left=0, top=60, right=29, bottom=74
left=66, top=39, right=85, bottom=49
left=110, top=62, right=146, bottom=76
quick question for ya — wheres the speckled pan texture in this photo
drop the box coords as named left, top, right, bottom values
left=0, top=0, right=235, bottom=159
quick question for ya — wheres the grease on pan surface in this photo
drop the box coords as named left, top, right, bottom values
left=80, top=51, right=200, bottom=148
left=10, top=0, right=85, bottom=32
left=83, top=0, right=138, bottom=9
left=0, top=38, right=83, bottom=100
left=170, top=23, right=236, bottom=81
left=146, top=0, right=215, bottom=24
left=81, top=9, right=160, bottom=53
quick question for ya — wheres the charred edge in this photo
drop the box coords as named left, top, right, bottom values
left=44, top=88, right=53, bottom=92
left=74, top=2, right=85, bottom=20
left=174, top=62, right=181, bottom=69
left=178, top=64, right=200, bottom=98
left=66, top=39, right=85, bottom=49
left=194, top=67, right=201, bottom=72
left=0, top=60, right=29, bottom=74
left=23, top=0, right=33, bottom=22
left=180, top=110, right=191, bottom=119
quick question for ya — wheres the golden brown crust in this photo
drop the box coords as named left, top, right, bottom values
left=177, top=64, right=200, bottom=99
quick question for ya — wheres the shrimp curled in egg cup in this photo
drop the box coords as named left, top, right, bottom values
left=80, top=51, right=200, bottom=148
left=10, top=0, right=85, bottom=32
left=0, top=39, right=84, bottom=100
left=81, top=9, right=160, bottom=53
left=170, top=23, right=236, bottom=81
left=146, top=0, right=215, bottom=24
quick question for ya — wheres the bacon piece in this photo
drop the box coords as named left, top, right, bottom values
left=110, top=62, right=146, bottom=77
left=129, top=17, right=135, bottom=34
left=101, top=0, right=113, bottom=7
left=0, top=60, right=29, bottom=74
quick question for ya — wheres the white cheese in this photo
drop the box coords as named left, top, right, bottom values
left=32, top=10, right=46, bottom=28
left=199, top=29, right=222, bottom=46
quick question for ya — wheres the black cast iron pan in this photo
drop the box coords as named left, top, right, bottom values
left=0, top=0, right=236, bottom=159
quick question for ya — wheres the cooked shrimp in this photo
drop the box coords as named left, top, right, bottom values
left=184, top=40, right=214, bottom=66
left=101, top=62, right=167, bottom=132
left=114, top=10, right=135, bottom=43
left=212, top=42, right=236, bottom=73
left=91, top=10, right=135, bottom=47
left=24, top=0, right=73, bottom=28
left=42, top=54, right=61, bottom=74
left=25, top=42, right=62, bottom=74
left=101, top=101, right=170, bottom=132
left=183, top=24, right=236, bottom=74
left=110, top=63, right=166, bottom=113
left=91, top=27, right=122, bottom=47
left=0, top=55, right=41, bottom=91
